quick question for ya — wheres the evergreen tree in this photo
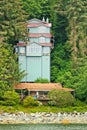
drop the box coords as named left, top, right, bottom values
left=66, top=0, right=87, bottom=63
left=0, top=0, right=28, bottom=45
left=21, top=0, right=51, bottom=19
left=0, top=43, right=25, bottom=91
left=51, top=0, right=71, bottom=83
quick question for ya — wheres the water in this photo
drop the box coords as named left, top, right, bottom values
left=0, top=124, right=87, bottom=130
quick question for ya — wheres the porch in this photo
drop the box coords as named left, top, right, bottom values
left=15, top=83, right=74, bottom=103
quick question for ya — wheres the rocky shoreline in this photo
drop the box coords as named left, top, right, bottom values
left=0, top=112, right=87, bottom=124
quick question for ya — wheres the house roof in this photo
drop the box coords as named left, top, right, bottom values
left=27, top=23, right=52, bottom=27
left=17, top=43, right=26, bottom=46
left=27, top=18, right=42, bottom=23
left=41, top=43, right=53, bottom=47
left=27, top=42, right=53, bottom=47
left=17, top=42, right=53, bottom=47
left=15, top=83, right=74, bottom=92
left=29, top=33, right=52, bottom=38
left=27, top=18, right=52, bottom=27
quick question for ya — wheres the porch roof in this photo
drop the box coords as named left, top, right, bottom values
left=15, top=83, right=74, bottom=92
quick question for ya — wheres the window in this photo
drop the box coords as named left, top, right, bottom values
left=19, top=47, right=25, bottom=54
left=39, top=37, right=45, bottom=43
left=28, top=43, right=41, bottom=53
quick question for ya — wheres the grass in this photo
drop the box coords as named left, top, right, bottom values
left=0, top=105, right=87, bottom=113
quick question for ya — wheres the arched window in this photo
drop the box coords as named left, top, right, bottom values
left=39, top=37, right=45, bottom=43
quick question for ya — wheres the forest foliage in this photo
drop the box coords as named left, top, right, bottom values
left=0, top=0, right=87, bottom=103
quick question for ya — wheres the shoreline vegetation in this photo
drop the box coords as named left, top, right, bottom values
left=0, top=105, right=87, bottom=113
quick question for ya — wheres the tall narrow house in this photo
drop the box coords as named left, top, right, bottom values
left=16, top=18, right=53, bottom=82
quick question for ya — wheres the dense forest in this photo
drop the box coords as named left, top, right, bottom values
left=0, top=0, right=87, bottom=104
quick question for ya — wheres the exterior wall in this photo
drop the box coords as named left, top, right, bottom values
left=30, top=37, right=50, bottom=43
left=42, top=56, right=50, bottom=81
left=29, top=26, right=50, bottom=33
left=29, top=37, right=39, bottom=43
left=29, top=27, right=38, bottom=33
left=26, top=57, right=42, bottom=82
left=19, top=55, right=42, bottom=82
left=45, top=38, right=50, bottom=43
left=42, top=47, right=50, bottom=54
left=38, top=26, right=50, bottom=33
left=18, top=46, right=51, bottom=82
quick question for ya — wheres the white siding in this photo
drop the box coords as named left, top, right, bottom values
left=45, top=38, right=50, bottom=43
left=38, top=26, right=50, bottom=33
left=29, top=28, right=38, bottom=33
left=30, top=38, right=39, bottom=43
left=42, top=47, right=50, bottom=55
left=29, top=26, right=50, bottom=34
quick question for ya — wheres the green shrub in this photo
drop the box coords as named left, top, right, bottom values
left=74, top=99, right=86, bottom=106
left=0, top=101, right=5, bottom=105
left=23, top=96, right=40, bottom=107
left=35, top=78, right=49, bottom=83
left=48, top=89, right=75, bottom=107
left=0, top=91, right=4, bottom=100
left=2, top=100, right=17, bottom=106
left=2, top=90, right=20, bottom=106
